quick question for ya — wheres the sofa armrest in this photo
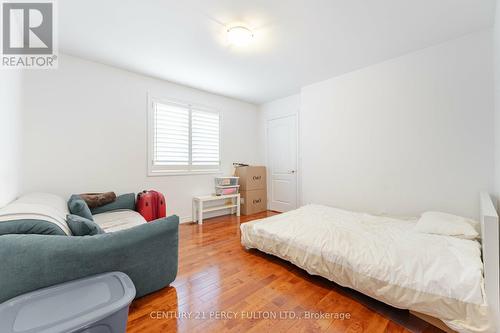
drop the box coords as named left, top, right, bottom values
left=0, top=215, right=179, bottom=303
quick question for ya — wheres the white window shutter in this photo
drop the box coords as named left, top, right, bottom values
left=151, top=100, right=220, bottom=173
left=153, top=102, right=190, bottom=166
left=191, top=109, right=220, bottom=166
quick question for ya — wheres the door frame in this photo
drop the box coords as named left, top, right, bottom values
left=266, top=112, right=300, bottom=211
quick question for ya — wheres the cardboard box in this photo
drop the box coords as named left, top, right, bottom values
left=240, top=189, right=267, bottom=215
left=234, top=166, right=266, bottom=191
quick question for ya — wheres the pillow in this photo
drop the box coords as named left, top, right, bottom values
left=80, top=192, right=117, bottom=209
left=90, top=193, right=136, bottom=215
left=66, top=214, right=104, bottom=236
left=0, top=219, right=66, bottom=236
left=68, top=195, right=94, bottom=221
left=414, top=211, right=479, bottom=240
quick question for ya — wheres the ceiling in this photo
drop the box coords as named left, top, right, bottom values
left=59, top=0, right=496, bottom=104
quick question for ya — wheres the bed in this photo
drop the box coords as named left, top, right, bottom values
left=240, top=193, right=499, bottom=333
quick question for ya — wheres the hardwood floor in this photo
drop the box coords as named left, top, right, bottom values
left=127, top=211, right=445, bottom=333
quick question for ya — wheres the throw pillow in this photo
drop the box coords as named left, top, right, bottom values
left=66, top=214, right=104, bottom=236
left=68, top=194, right=94, bottom=221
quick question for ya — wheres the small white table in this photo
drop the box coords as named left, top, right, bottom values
left=192, top=193, right=241, bottom=224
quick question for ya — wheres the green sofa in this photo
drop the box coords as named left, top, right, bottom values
left=0, top=215, right=179, bottom=304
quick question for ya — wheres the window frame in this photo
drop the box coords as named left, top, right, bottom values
left=147, top=95, right=222, bottom=176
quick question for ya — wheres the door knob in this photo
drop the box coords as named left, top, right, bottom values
left=289, top=170, right=296, bottom=174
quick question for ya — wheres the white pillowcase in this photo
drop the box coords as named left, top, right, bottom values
left=414, top=211, right=479, bottom=240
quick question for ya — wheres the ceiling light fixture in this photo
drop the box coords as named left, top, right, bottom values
left=227, top=26, right=254, bottom=47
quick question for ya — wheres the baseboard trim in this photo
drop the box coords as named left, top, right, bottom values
left=180, top=216, right=192, bottom=224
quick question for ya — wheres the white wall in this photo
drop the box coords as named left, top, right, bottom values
left=21, top=54, right=259, bottom=221
left=494, top=0, right=500, bottom=206
left=300, top=30, right=494, bottom=218
left=0, top=71, right=23, bottom=207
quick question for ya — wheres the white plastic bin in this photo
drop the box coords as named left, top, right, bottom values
left=215, top=185, right=240, bottom=195
left=215, top=177, right=239, bottom=186
left=0, top=272, right=136, bottom=333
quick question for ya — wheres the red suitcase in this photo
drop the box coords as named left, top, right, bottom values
left=136, top=190, right=166, bottom=222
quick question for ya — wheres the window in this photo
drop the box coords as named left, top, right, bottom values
left=148, top=98, right=221, bottom=175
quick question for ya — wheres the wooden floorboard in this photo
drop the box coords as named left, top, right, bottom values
left=127, top=211, right=445, bottom=333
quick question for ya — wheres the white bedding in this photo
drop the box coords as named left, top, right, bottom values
left=240, top=204, right=493, bottom=333
left=0, top=193, right=72, bottom=235
left=93, top=209, right=146, bottom=233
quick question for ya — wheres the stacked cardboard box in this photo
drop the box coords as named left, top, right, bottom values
left=234, top=166, right=267, bottom=215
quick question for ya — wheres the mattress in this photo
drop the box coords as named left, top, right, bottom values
left=93, top=209, right=146, bottom=233
left=240, top=204, right=493, bottom=333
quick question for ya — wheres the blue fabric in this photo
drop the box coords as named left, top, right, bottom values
left=90, top=193, right=136, bottom=215
left=68, top=195, right=94, bottom=221
left=0, top=219, right=66, bottom=236
left=0, top=215, right=179, bottom=303
left=66, top=214, right=104, bottom=236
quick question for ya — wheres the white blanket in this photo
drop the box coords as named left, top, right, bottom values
left=240, top=204, right=493, bottom=333
left=0, top=193, right=72, bottom=235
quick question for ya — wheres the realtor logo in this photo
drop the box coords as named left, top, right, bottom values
left=1, top=0, right=57, bottom=68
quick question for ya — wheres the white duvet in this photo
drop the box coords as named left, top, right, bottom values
left=240, top=204, right=493, bottom=333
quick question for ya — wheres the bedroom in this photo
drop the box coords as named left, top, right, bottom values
left=0, top=0, right=499, bottom=332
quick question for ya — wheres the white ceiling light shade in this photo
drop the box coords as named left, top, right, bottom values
left=227, top=26, right=254, bottom=47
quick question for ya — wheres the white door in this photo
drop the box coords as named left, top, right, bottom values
left=267, top=114, right=298, bottom=212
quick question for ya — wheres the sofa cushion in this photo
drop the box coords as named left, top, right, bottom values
left=93, top=209, right=146, bottom=233
left=66, top=214, right=104, bottom=236
left=0, top=219, right=66, bottom=236
left=90, top=193, right=136, bottom=215
left=0, top=193, right=72, bottom=235
left=68, top=195, right=94, bottom=221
